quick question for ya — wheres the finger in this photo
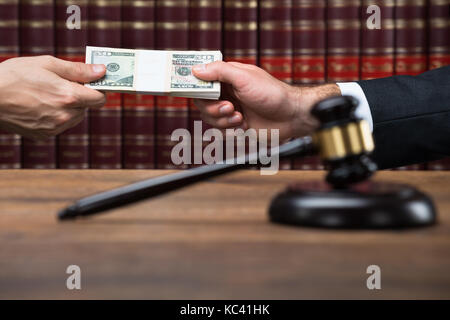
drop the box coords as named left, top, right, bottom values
left=42, top=56, right=106, bottom=83
left=47, top=109, right=86, bottom=136
left=192, top=61, right=244, bottom=84
left=200, top=111, right=243, bottom=129
left=193, top=99, right=235, bottom=118
left=66, top=82, right=107, bottom=109
left=227, top=61, right=256, bottom=70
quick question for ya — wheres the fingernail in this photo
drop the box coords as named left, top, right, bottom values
left=219, top=104, right=232, bottom=114
left=92, top=64, right=105, bottom=73
left=192, top=64, right=206, bottom=73
left=228, top=114, right=241, bottom=124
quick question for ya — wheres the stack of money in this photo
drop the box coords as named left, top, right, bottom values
left=85, top=46, right=222, bottom=100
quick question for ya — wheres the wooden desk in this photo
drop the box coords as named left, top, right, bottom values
left=0, top=170, right=449, bottom=299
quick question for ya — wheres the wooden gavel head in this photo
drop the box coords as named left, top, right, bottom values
left=311, top=95, right=377, bottom=188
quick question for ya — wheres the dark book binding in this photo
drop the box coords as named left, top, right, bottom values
left=394, top=0, right=427, bottom=76
left=155, top=0, right=189, bottom=169
left=0, top=0, right=21, bottom=168
left=259, top=0, right=292, bottom=83
left=188, top=0, right=222, bottom=166
left=259, top=0, right=292, bottom=169
left=122, top=0, right=156, bottom=169
left=88, top=0, right=122, bottom=168
left=56, top=0, right=89, bottom=169
left=223, top=0, right=258, bottom=64
left=392, top=0, right=427, bottom=170
left=327, top=0, right=361, bottom=82
left=292, top=0, right=326, bottom=85
left=292, top=0, right=325, bottom=170
left=20, top=0, right=56, bottom=168
left=428, top=0, right=450, bottom=70
left=361, top=0, right=395, bottom=80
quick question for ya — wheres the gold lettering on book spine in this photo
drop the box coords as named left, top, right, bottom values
left=122, top=0, right=155, bottom=7
left=121, top=21, right=154, bottom=30
left=189, top=21, right=221, bottom=31
left=20, top=0, right=52, bottom=5
left=292, top=0, right=325, bottom=8
left=395, top=19, right=426, bottom=29
left=89, top=0, right=121, bottom=7
left=190, top=0, right=221, bottom=8
left=20, top=21, right=53, bottom=28
left=328, top=0, right=360, bottom=7
left=362, top=62, right=394, bottom=73
left=88, top=21, right=121, bottom=29
left=396, top=0, right=426, bottom=6
left=0, top=0, right=19, bottom=5
left=224, top=22, right=257, bottom=31
left=0, top=20, right=19, bottom=28
left=260, top=21, right=292, bottom=31
left=156, top=0, right=188, bottom=8
left=55, top=0, right=88, bottom=5
left=224, top=0, right=257, bottom=8
left=156, top=22, right=189, bottom=30
left=260, top=0, right=291, bottom=8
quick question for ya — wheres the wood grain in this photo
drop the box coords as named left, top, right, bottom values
left=0, top=170, right=449, bottom=299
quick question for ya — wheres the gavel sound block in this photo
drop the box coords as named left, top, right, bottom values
left=58, top=96, right=436, bottom=229
left=270, top=96, right=436, bottom=229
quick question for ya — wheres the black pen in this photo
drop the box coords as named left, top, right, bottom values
left=58, top=136, right=314, bottom=220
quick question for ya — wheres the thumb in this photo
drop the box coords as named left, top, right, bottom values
left=192, top=61, right=242, bottom=84
left=44, top=57, right=106, bottom=83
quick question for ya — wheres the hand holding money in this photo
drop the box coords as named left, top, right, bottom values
left=0, top=55, right=106, bottom=140
left=85, top=46, right=222, bottom=100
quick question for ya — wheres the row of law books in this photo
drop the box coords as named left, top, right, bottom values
left=0, top=0, right=448, bottom=170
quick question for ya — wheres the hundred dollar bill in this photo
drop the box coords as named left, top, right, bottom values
left=85, top=46, right=222, bottom=100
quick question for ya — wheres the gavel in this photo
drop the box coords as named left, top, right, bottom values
left=58, top=96, right=436, bottom=229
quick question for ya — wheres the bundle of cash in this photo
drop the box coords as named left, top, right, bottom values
left=85, top=46, right=222, bottom=100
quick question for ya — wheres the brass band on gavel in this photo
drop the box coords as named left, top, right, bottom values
left=313, top=120, right=375, bottom=161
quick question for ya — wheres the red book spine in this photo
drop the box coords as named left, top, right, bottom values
left=0, top=0, right=21, bottom=168
left=292, top=0, right=325, bottom=170
left=394, top=0, right=427, bottom=76
left=259, top=0, right=292, bottom=170
left=428, top=0, right=450, bottom=70
left=122, top=0, right=156, bottom=169
left=20, top=0, right=56, bottom=168
left=259, top=0, right=292, bottom=82
left=223, top=0, right=258, bottom=64
left=425, top=0, right=450, bottom=170
left=155, top=0, right=189, bottom=169
left=292, top=0, right=326, bottom=84
left=361, top=0, right=395, bottom=80
left=327, top=0, right=361, bottom=82
left=392, top=0, right=427, bottom=170
left=188, top=0, right=222, bottom=166
left=56, top=0, right=89, bottom=169
left=88, top=0, right=122, bottom=168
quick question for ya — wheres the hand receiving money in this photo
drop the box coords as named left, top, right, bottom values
left=85, top=46, right=222, bottom=100
left=0, top=55, right=106, bottom=140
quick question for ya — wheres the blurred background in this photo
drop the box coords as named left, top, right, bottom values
left=0, top=0, right=448, bottom=170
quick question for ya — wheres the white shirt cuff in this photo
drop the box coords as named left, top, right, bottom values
left=336, top=82, right=373, bottom=132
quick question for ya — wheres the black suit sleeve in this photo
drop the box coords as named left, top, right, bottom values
left=357, top=65, right=450, bottom=169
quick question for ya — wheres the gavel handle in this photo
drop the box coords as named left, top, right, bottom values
left=58, top=136, right=315, bottom=220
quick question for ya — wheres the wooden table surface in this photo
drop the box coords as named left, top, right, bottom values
left=0, top=170, right=449, bottom=299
